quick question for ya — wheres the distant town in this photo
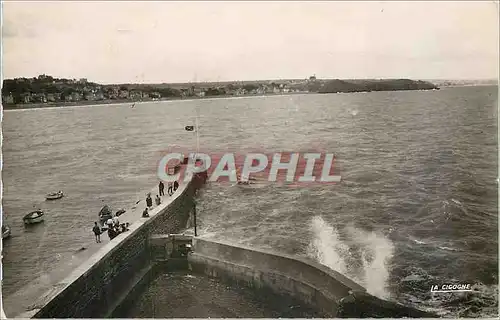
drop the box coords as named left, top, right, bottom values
left=4, top=74, right=492, bottom=109
left=1, top=75, right=318, bottom=107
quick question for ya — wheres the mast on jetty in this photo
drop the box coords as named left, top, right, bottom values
left=195, top=114, right=200, bottom=154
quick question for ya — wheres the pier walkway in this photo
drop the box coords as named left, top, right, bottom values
left=3, top=179, right=189, bottom=318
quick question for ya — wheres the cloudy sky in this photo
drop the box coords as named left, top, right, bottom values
left=2, top=1, right=498, bottom=83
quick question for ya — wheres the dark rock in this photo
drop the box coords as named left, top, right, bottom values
left=337, top=291, right=439, bottom=318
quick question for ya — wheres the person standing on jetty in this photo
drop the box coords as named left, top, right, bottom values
left=108, top=226, right=117, bottom=240
left=92, top=222, right=102, bottom=243
left=146, top=193, right=153, bottom=209
left=106, top=217, right=114, bottom=230
left=155, top=194, right=161, bottom=206
left=173, top=180, right=179, bottom=192
left=159, top=181, right=165, bottom=196
left=112, top=215, right=120, bottom=228
left=167, top=182, right=173, bottom=196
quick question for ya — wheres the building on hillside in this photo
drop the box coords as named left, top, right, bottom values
left=95, top=91, right=105, bottom=100
left=129, top=90, right=142, bottom=100
left=46, top=93, right=56, bottom=102
left=71, top=92, right=82, bottom=101
left=21, top=93, right=32, bottom=103
left=150, top=92, right=161, bottom=99
left=32, top=93, right=47, bottom=103
left=3, top=94, right=14, bottom=104
left=83, top=92, right=96, bottom=101
left=194, top=88, right=205, bottom=97
left=119, top=90, right=129, bottom=99
left=37, top=74, right=52, bottom=81
left=105, top=88, right=119, bottom=99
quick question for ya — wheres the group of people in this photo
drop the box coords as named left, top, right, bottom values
left=142, top=180, right=179, bottom=218
left=92, top=216, right=130, bottom=243
left=107, top=221, right=130, bottom=240
left=92, top=180, right=182, bottom=242
left=158, top=180, right=179, bottom=197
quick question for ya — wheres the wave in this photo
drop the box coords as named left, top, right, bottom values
left=307, top=215, right=394, bottom=299
left=411, top=238, right=427, bottom=245
left=438, top=246, right=461, bottom=252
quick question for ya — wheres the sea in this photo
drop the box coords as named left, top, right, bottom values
left=1, top=86, right=498, bottom=317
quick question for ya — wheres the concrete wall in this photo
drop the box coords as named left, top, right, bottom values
left=30, top=172, right=207, bottom=318
left=188, top=238, right=365, bottom=317
left=188, top=238, right=437, bottom=318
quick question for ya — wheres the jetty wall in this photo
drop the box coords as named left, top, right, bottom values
left=187, top=238, right=363, bottom=316
left=187, top=238, right=437, bottom=318
left=29, top=172, right=206, bottom=318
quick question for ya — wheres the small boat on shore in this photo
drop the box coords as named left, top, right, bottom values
left=2, top=225, right=11, bottom=239
left=46, top=191, right=64, bottom=200
left=23, top=210, right=45, bottom=225
left=99, top=205, right=113, bottom=230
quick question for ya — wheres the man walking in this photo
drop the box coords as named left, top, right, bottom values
left=92, top=222, right=102, bottom=243
left=159, top=181, right=165, bottom=196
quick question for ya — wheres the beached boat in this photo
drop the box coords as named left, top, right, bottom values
left=2, top=225, right=11, bottom=239
left=99, top=205, right=113, bottom=230
left=46, top=191, right=64, bottom=200
left=23, top=210, right=45, bottom=225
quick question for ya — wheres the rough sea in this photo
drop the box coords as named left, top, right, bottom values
left=1, top=86, right=498, bottom=317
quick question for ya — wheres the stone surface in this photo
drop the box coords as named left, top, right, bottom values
left=120, top=271, right=320, bottom=318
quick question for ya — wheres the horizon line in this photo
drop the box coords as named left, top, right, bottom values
left=2, top=75, right=498, bottom=86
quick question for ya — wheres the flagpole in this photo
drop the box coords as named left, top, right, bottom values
left=195, top=115, right=200, bottom=154
left=194, top=113, right=199, bottom=238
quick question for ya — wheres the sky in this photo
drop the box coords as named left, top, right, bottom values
left=1, top=1, right=499, bottom=84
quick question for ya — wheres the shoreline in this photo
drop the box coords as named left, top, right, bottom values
left=1, top=92, right=311, bottom=111
left=3, top=84, right=495, bottom=111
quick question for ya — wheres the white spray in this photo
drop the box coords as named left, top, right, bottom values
left=307, top=216, right=394, bottom=299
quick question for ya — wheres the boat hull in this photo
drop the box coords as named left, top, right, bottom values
left=46, top=193, right=64, bottom=200
left=24, top=215, right=44, bottom=225
left=2, top=228, right=11, bottom=240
